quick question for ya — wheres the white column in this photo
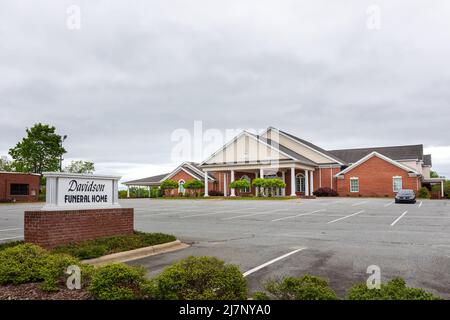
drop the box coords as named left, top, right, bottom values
left=442, top=181, right=445, bottom=198
left=282, top=171, right=286, bottom=196
left=204, top=171, right=209, bottom=197
left=310, top=171, right=314, bottom=195
left=290, top=167, right=296, bottom=197
left=230, top=170, right=236, bottom=197
left=148, top=186, right=151, bottom=198
left=223, top=173, right=228, bottom=197
left=255, top=171, right=259, bottom=197
left=127, top=185, right=130, bottom=198
left=305, top=170, right=310, bottom=196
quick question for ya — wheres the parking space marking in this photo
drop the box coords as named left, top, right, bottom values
left=0, top=228, right=22, bottom=232
left=418, top=201, right=423, bottom=208
left=384, top=201, right=394, bottom=207
left=391, top=210, right=408, bottom=226
left=221, top=208, right=289, bottom=221
left=327, top=210, right=365, bottom=224
left=271, top=209, right=326, bottom=222
left=181, top=208, right=257, bottom=219
left=243, top=247, right=306, bottom=277
left=352, top=201, right=367, bottom=207
left=0, top=235, right=23, bottom=241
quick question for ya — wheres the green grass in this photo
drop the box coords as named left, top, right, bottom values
left=51, top=231, right=176, bottom=260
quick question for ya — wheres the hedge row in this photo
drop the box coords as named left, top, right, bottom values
left=0, top=243, right=443, bottom=300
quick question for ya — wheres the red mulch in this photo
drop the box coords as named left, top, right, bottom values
left=0, top=283, right=92, bottom=300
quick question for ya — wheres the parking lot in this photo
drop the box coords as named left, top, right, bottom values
left=1, top=198, right=449, bottom=298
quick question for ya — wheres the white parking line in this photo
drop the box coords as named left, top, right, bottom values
left=384, top=201, right=394, bottom=207
left=327, top=210, right=365, bottom=224
left=391, top=211, right=408, bottom=226
left=181, top=208, right=257, bottom=219
left=418, top=201, right=423, bottom=208
left=0, top=228, right=23, bottom=232
left=243, top=248, right=306, bottom=277
left=221, top=208, right=289, bottom=221
left=352, top=201, right=367, bottom=207
left=271, top=209, right=326, bottom=222
left=0, top=235, right=23, bottom=241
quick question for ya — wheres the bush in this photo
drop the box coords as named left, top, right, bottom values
left=147, top=256, right=247, bottom=300
left=260, top=275, right=338, bottom=300
left=313, top=187, right=338, bottom=197
left=88, top=264, right=149, bottom=300
left=417, top=187, right=431, bottom=199
left=0, top=243, right=79, bottom=291
left=208, top=190, right=224, bottom=197
left=52, top=231, right=176, bottom=260
left=230, top=180, right=251, bottom=191
left=347, top=277, right=441, bottom=300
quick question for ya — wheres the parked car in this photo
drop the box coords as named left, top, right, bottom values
left=395, top=189, right=417, bottom=204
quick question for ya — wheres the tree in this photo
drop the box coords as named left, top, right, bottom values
left=430, top=171, right=440, bottom=178
left=160, top=180, right=179, bottom=196
left=65, top=160, right=95, bottom=174
left=252, top=178, right=266, bottom=197
left=8, top=123, right=66, bottom=175
left=0, top=156, right=12, bottom=171
left=184, top=179, right=204, bottom=196
left=230, top=180, right=251, bottom=192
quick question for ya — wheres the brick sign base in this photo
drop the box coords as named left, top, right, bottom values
left=24, top=208, right=134, bottom=249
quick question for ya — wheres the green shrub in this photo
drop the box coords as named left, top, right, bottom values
left=347, top=277, right=441, bottom=300
left=88, top=263, right=148, bottom=300
left=252, top=291, right=270, bottom=300
left=417, top=187, right=431, bottom=199
left=260, top=275, right=338, bottom=300
left=0, top=243, right=79, bottom=291
left=230, top=180, right=251, bottom=191
left=0, top=240, right=24, bottom=251
left=52, top=231, right=176, bottom=260
left=147, top=256, right=247, bottom=300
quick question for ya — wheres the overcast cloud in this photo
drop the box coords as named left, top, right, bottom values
left=0, top=0, right=449, bottom=185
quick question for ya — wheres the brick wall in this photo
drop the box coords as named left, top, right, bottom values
left=24, top=208, right=134, bottom=249
left=336, top=156, right=419, bottom=197
left=0, top=173, right=40, bottom=202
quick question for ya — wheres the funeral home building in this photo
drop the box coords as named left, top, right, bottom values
left=124, top=127, right=445, bottom=198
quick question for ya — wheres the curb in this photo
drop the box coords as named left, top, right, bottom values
left=81, top=240, right=189, bottom=266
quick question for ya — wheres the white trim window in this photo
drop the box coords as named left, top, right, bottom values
left=393, top=176, right=403, bottom=192
left=178, top=179, right=185, bottom=194
left=350, top=177, right=359, bottom=193
left=295, top=173, right=306, bottom=193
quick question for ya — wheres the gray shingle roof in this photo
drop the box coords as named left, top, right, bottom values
left=279, top=130, right=347, bottom=164
left=328, top=145, right=424, bottom=164
left=423, top=154, right=432, bottom=166
left=124, top=173, right=169, bottom=185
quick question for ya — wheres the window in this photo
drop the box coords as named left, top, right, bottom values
left=295, top=173, right=305, bottom=193
left=350, top=178, right=359, bottom=193
left=178, top=180, right=185, bottom=194
left=240, top=175, right=251, bottom=193
left=393, top=176, right=402, bottom=192
left=10, top=184, right=29, bottom=196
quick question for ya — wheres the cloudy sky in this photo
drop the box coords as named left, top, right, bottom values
left=1, top=0, right=449, bottom=185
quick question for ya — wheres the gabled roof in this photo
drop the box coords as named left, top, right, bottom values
left=259, top=137, right=317, bottom=166
left=263, top=127, right=347, bottom=165
left=328, top=144, right=424, bottom=164
left=335, top=151, right=419, bottom=177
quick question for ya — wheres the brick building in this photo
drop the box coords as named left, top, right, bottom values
left=0, top=172, right=40, bottom=202
left=124, top=127, right=445, bottom=198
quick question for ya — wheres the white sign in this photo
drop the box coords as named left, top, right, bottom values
left=43, top=172, right=121, bottom=210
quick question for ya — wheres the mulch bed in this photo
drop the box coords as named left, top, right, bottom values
left=0, top=283, right=92, bottom=300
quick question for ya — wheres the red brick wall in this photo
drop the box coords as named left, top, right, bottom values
left=167, top=170, right=217, bottom=195
left=0, top=173, right=40, bottom=202
left=316, top=167, right=340, bottom=191
left=24, top=208, right=134, bottom=249
left=336, top=156, right=419, bottom=197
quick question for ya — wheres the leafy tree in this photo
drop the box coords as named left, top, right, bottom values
left=64, top=160, right=95, bottom=174
left=184, top=179, right=204, bottom=196
left=230, top=179, right=251, bottom=191
left=252, top=178, right=266, bottom=197
left=160, top=180, right=179, bottom=196
left=8, top=123, right=66, bottom=175
left=430, top=171, right=440, bottom=178
left=0, top=156, right=13, bottom=171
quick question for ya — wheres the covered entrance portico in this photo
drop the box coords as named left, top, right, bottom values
left=202, top=163, right=316, bottom=197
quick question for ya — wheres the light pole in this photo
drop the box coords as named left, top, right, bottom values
left=60, top=135, right=67, bottom=172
